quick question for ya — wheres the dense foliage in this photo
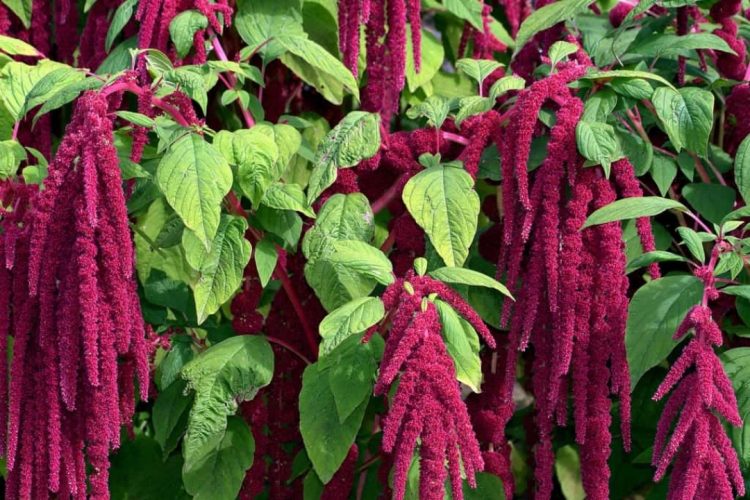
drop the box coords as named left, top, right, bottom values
left=2, top=0, right=750, bottom=498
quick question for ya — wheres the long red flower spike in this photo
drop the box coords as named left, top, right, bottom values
left=1, top=91, right=150, bottom=499
left=374, top=272, right=495, bottom=500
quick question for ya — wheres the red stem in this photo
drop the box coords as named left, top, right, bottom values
left=210, top=33, right=256, bottom=128
left=266, top=335, right=311, bottom=364
left=100, top=81, right=193, bottom=128
left=272, top=266, right=319, bottom=357
left=372, top=174, right=407, bottom=213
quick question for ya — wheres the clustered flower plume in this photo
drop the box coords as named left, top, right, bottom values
left=0, top=91, right=150, bottom=498
left=651, top=263, right=745, bottom=499
left=372, top=271, right=496, bottom=500
left=337, top=0, right=421, bottom=120
left=490, top=61, right=660, bottom=499
left=458, top=3, right=507, bottom=59
left=710, top=0, right=747, bottom=81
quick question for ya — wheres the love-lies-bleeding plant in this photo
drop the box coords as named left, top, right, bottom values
left=2, top=0, right=750, bottom=498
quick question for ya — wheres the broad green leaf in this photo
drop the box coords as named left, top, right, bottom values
left=307, top=112, right=381, bottom=204
left=163, top=68, right=209, bottom=114
left=110, top=435, right=189, bottom=500
left=300, top=361, right=368, bottom=483
left=582, top=197, right=687, bottom=229
left=98, top=36, right=138, bottom=74
left=0, top=35, right=38, bottom=56
left=430, top=266, right=512, bottom=298
left=235, top=0, right=304, bottom=59
left=581, top=89, right=617, bottom=122
left=583, top=69, right=675, bottom=90
left=722, top=205, right=750, bottom=225
left=626, top=275, right=703, bottom=388
left=618, top=130, right=653, bottom=176
left=735, top=135, right=750, bottom=204
left=650, top=155, right=677, bottom=197
left=720, top=286, right=750, bottom=300
left=232, top=129, right=281, bottom=205
left=254, top=238, right=278, bottom=287
left=632, top=33, right=737, bottom=58
left=21, top=66, right=84, bottom=116
left=608, top=78, right=653, bottom=100
left=682, top=183, right=735, bottom=225
left=406, top=95, right=451, bottom=128
left=405, top=28, right=444, bottom=92
left=261, top=182, right=315, bottom=217
left=442, top=0, right=483, bottom=29
left=256, top=206, right=303, bottom=247
left=1, top=0, right=31, bottom=28
left=105, top=0, right=138, bottom=52
left=278, top=35, right=359, bottom=104
left=403, top=164, right=480, bottom=267
left=302, top=193, right=374, bottom=262
left=170, top=10, right=209, bottom=58
left=549, top=41, right=579, bottom=67
left=626, top=251, right=688, bottom=274
left=463, top=473, right=506, bottom=500
left=676, top=226, right=705, bottom=263
left=116, top=111, right=156, bottom=128
left=318, top=334, right=378, bottom=423
left=489, top=75, right=525, bottom=101
left=652, top=87, right=714, bottom=156
left=153, top=379, right=194, bottom=457
left=0, top=140, right=25, bottom=179
left=324, top=240, right=394, bottom=284
left=181, top=335, right=273, bottom=485
left=319, top=297, right=385, bottom=355
left=156, top=133, right=233, bottom=249
left=435, top=300, right=482, bottom=393
left=182, top=215, right=252, bottom=324
left=514, top=0, right=593, bottom=55
left=0, top=60, right=70, bottom=120
left=35, top=76, right=104, bottom=121
left=454, top=96, right=493, bottom=127
left=576, top=121, right=623, bottom=173
left=456, top=58, right=503, bottom=89
left=720, top=348, right=750, bottom=472
left=555, top=446, right=585, bottom=500
left=182, top=416, right=255, bottom=500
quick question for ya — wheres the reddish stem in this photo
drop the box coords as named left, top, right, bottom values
left=442, top=131, right=469, bottom=146
left=101, top=81, right=193, bottom=127
left=210, top=33, right=256, bottom=128
left=372, top=174, right=408, bottom=213
left=266, top=335, right=312, bottom=364
left=272, top=266, right=319, bottom=357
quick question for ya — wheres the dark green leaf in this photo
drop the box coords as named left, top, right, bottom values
left=681, top=183, right=735, bottom=225
left=582, top=197, right=687, bottom=229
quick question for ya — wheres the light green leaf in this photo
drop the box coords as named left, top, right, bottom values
left=254, top=238, right=278, bottom=288
left=307, top=112, right=381, bottom=204
left=652, top=87, right=714, bottom=156
left=403, top=164, right=479, bottom=267
left=116, top=110, right=157, bottom=128
left=183, top=416, right=256, bottom=500
left=626, top=276, right=704, bottom=388
left=442, top=0, right=483, bottom=29
left=261, top=182, right=315, bottom=217
left=430, top=266, right=512, bottom=298
left=609, top=78, right=653, bottom=100
left=0, top=139, right=25, bottom=179
left=583, top=69, right=675, bottom=89
left=156, top=133, right=233, bottom=248
left=235, top=0, right=304, bottom=59
left=0, top=60, right=70, bottom=121
left=0, top=35, right=38, bottom=56
left=21, top=66, right=84, bottom=117
left=555, top=446, right=585, bottom=500
left=456, top=58, right=503, bottom=88
left=720, top=286, right=750, bottom=300
left=576, top=120, right=623, bottom=173
left=514, top=0, right=593, bottom=55
left=435, top=300, right=482, bottom=393
left=163, top=68, right=208, bottom=114
left=182, top=215, right=252, bottom=324
left=170, top=10, right=209, bottom=58
left=455, top=96, right=493, bottom=127
left=105, top=0, right=138, bottom=52
left=302, top=193, right=374, bottom=262
left=735, top=135, right=750, bottom=205
left=582, top=197, right=687, bottom=229
left=676, top=226, right=705, bottom=263
left=549, top=41, right=579, bottom=67
left=626, top=251, right=688, bottom=274
left=405, top=27, right=444, bottom=92
left=300, top=362, right=368, bottom=483
left=406, top=95, right=452, bottom=128
left=488, top=75, right=525, bottom=101
left=581, top=89, right=617, bottom=123
left=1, top=0, right=31, bottom=28
left=319, top=297, right=385, bottom=356
left=650, top=155, right=677, bottom=197
left=181, top=335, right=273, bottom=484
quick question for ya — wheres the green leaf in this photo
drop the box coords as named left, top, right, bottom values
left=300, top=361, right=368, bottom=483
left=430, top=266, right=512, bottom=298
left=0, top=140, right=25, bottom=179
left=576, top=121, right=623, bottom=173
left=170, top=10, right=209, bottom=59
left=463, top=472, right=506, bottom=500
left=182, top=215, right=252, bottom=324
left=626, top=275, right=704, bottom=388
left=153, top=379, right=194, bottom=457
left=1, top=0, right=31, bottom=28
left=233, top=129, right=282, bottom=206
left=0, top=35, right=38, bottom=56
left=555, top=446, right=585, bottom=500
left=454, top=96, right=493, bottom=127
left=626, top=251, right=688, bottom=274
left=442, top=0, right=483, bottom=29
left=676, top=226, right=705, bottom=263
left=254, top=238, right=278, bottom=287
left=181, top=335, right=273, bottom=492
left=307, top=112, right=381, bottom=204
left=632, top=33, right=737, bottom=58
left=156, top=133, right=233, bottom=249
left=319, top=297, right=385, bottom=355
left=0, top=60, right=71, bottom=121
left=406, top=95, right=451, bottom=128
left=735, top=135, right=750, bottom=205
left=720, top=286, right=750, bottom=300
left=682, top=183, right=735, bottom=225
left=21, top=66, right=85, bottom=117
left=110, top=435, right=189, bottom=500
left=277, top=35, right=359, bottom=104
left=261, top=182, right=315, bottom=217
left=608, top=78, right=653, bottom=100
left=435, top=300, right=482, bottom=393
left=106, top=0, right=138, bottom=52
left=514, top=0, right=593, bottom=55
left=720, top=348, right=750, bottom=472
left=581, top=89, right=617, bottom=123
left=116, top=110, right=156, bottom=128
left=405, top=28, right=444, bottom=93
left=456, top=58, right=503, bottom=89
left=652, top=87, right=714, bottom=156
left=403, top=164, right=480, bottom=267
left=235, top=0, right=304, bottom=59
left=548, top=41, right=579, bottom=67
left=163, top=68, right=209, bottom=114
left=582, top=69, right=675, bottom=90
left=182, top=416, right=256, bottom=500
left=488, top=75, right=525, bottom=101
left=582, top=197, right=687, bottom=229
left=650, top=155, right=677, bottom=197
left=302, top=193, right=374, bottom=262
